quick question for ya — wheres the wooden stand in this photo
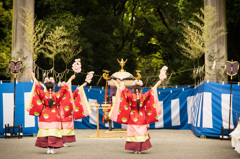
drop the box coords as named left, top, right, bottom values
left=90, top=104, right=111, bottom=137
left=220, top=126, right=233, bottom=140
left=4, top=124, right=23, bottom=139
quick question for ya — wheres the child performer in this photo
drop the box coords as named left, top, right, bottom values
left=57, top=81, right=76, bottom=147
left=110, top=66, right=167, bottom=154
left=58, top=80, right=91, bottom=147
left=59, top=59, right=93, bottom=147
left=26, top=71, right=75, bottom=154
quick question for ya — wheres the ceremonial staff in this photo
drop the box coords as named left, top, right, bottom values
left=225, top=60, right=239, bottom=135
left=9, top=59, right=22, bottom=135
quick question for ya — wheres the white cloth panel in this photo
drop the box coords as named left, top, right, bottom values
left=24, top=92, right=35, bottom=127
left=221, top=94, right=234, bottom=129
left=187, top=96, right=193, bottom=124
left=202, top=92, right=212, bottom=128
left=89, top=99, right=97, bottom=125
left=171, top=99, right=180, bottom=126
left=155, top=101, right=164, bottom=128
left=192, top=93, right=202, bottom=127
left=3, top=93, right=14, bottom=127
left=197, top=93, right=203, bottom=127
left=192, top=94, right=197, bottom=126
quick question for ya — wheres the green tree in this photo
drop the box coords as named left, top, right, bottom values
left=178, top=6, right=226, bottom=83
left=34, top=0, right=204, bottom=86
left=40, top=26, right=70, bottom=79
left=0, top=0, right=13, bottom=79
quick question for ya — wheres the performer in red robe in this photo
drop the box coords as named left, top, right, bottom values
left=110, top=78, right=163, bottom=154
left=59, top=81, right=91, bottom=147
left=26, top=71, right=75, bottom=154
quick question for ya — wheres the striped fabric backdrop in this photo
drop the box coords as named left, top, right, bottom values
left=0, top=81, right=240, bottom=137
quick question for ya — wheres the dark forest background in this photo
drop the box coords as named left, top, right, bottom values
left=1, top=0, right=240, bottom=86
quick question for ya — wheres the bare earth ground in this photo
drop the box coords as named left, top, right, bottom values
left=0, top=129, right=239, bottom=159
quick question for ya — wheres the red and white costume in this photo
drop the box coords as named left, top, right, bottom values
left=59, top=85, right=92, bottom=143
left=26, top=81, right=73, bottom=148
left=110, top=86, right=162, bottom=152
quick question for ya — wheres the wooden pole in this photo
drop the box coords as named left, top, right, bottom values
left=204, top=0, right=227, bottom=82
left=12, top=0, right=34, bottom=82
left=13, top=75, right=16, bottom=135
left=229, top=81, right=232, bottom=135
left=97, top=108, right=99, bottom=137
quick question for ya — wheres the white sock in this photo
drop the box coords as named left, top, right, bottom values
left=50, top=148, right=56, bottom=154
left=47, top=147, right=51, bottom=154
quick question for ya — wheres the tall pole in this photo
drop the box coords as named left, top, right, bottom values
left=12, top=0, right=34, bottom=82
left=13, top=75, right=16, bottom=134
left=204, top=0, right=227, bottom=82
left=229, top=80, right=232, bottom=135
left=225, top=60, right=239, bottom=135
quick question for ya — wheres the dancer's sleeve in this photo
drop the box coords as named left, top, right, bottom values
left=73, top=86, right=92, bottom=120
left=144, top=88, right=162, bottom=124
left=26, top=81, right=45, bottom=117
left=109, top=87, right=131, bottom=124
left=56, top=84, right=74, bottom=117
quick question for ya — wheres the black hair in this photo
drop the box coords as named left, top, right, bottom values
left=45, top=82, right=54, bottom=91
left=45, top=82, right=54, bottom=108
left=133, top=85, right=142, bottom=113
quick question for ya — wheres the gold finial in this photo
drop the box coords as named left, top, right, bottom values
left=135, top=70, right=141, bottom=80
left=103, top=70, right=110, bottom=80
left=117, top=58, right=127, bottom=72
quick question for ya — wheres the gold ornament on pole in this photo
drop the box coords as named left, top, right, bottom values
left=134, top=70, right=141, bottom=80
left=117, top=58, right=127, bottom=72
left=103, top=70, right=110, bottom=80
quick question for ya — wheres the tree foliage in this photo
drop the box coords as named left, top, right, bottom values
left=3, top=0, right=239, bottom=85
left=178, top=6, right=227, bottom=83
left=19, top=7, right=47, bottom=60
left=0, top=0, right=13, bottom=79
left=34, top=0, right=205, bottom=85
left=179, top=6, right=226, bottom=62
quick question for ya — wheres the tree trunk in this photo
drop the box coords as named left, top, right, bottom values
left=204, top=0, right=228, bottom=82
left=12, top=0, right=34, bottom=82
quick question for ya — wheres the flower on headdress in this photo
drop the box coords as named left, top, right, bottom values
left=57, top=81, right=66, bottom=87
left=133, top=80, right=143, bottom=86
left=44, top=77, right=55, bottom=84
left=85, top=71, right=94, bottom=83
left=72, top=58, right=81, bottom=73
left=159, top=66, right=168, bottom=80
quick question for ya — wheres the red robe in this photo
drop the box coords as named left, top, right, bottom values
left=110, top=86, right=162, bottom=151
left=27, top=81, right=73, bottom=148
left=59, top=85, right=92, bottom=143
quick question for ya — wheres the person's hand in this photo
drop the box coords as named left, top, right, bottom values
left=70, top=74, right=76, bottom=81
left=29, top=70, right=35, bottom=79
left=67, top=74, right=76, bottom=84
left=39, top=82, right=44, bottom=87
left=29, top=70, right=37, bottom=81
left=153, top=79, right=162, bottom=89
left=81, top=82, right=87, bottom=87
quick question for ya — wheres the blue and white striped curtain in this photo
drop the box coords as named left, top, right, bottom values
left=1, top=81, right=240, bottom=137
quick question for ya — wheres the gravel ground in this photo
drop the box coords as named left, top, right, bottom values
left=0, top=129, right=239, bottom=159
